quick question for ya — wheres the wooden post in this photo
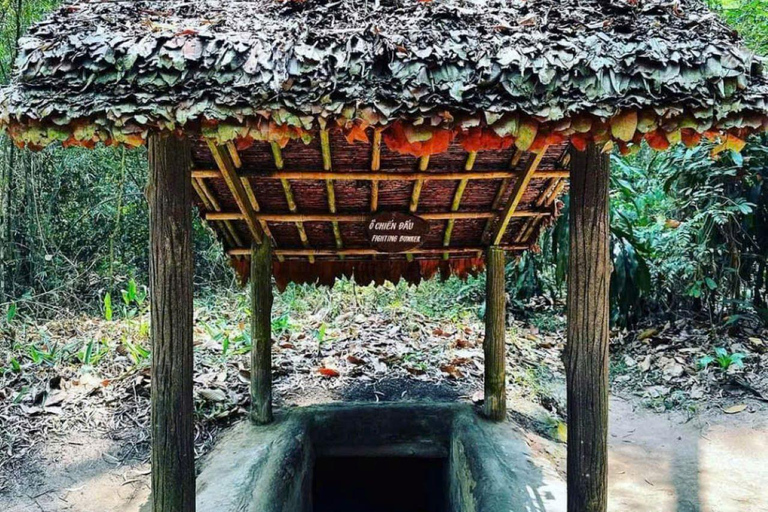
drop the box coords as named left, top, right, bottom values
left=147, top=134, right=195, bottom=512
left=483, top=246, right=507, bottom=421
left=566, top=142, right=610, bottom=512
left=251, top=239, right=273, bottom=424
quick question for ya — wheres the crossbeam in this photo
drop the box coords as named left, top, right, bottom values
left=206, top=210, right=550, bottom=222
left=191, top=169, right=569, bottom=181
left=207, top=141, right=264, bottom=244
left=227, top=246, right=528, bottom=257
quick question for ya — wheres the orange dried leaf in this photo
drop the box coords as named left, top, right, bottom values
left=457, top=127, right=514, bottom=152
left=645, top=130, right=670, bottom=151
left=344, top=121, right=370, bottom=144
left=570, top=133, right=590, bottom=152
left=318, top=367, right=340, bottom=378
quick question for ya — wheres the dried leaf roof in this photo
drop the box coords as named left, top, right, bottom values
left=1, top=0, right=766, bottom=287
left=0, top=0, right=767, bottom=148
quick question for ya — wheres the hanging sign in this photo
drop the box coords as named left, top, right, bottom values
left=367, top=212, right=430, bottom=253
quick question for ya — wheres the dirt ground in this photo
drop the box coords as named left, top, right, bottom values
left=2, top=394, right=766, bottom=512
left=607, top=396, right=768, bottom=512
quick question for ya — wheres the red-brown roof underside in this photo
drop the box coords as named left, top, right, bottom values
left=191, top=131, right=569, bottom=289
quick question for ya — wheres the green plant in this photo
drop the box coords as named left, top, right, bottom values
left=122, top=336, right=151, bottom=366
left=5, top=303, right=17, bottom=324
left=698, top=347, right=746, bottom=370
left=76, top=338, right=109, bottom=366
left=103, top=292, right=113, bottom=321
left=272, top=314, right=292, bottom=338
left=120, top=278, right=148, bottom=318
left=314, top=322, right=328, bottom=346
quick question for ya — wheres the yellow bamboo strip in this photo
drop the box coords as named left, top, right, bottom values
left=206, top=211, right=549, bottom=222
left=207, top=141, right=264, bottom=244
left=490, top=146, right=550, bottom=246
left=371, top=129, right=382, bottom=212
left=226, top=141, right=242, bottom=169
left=227, top=246, right=529, bottom=257
left=518, top=179, right=568, bottom=244
left=443, top=151, right=477, bottom=260
left=269, top=142, right=314, bottom=263
left=191, top=169, right=570, bottom=181
left=192, top=178, right=235, bottom=247
left=321, top=129, right=344, bottom=251
left=407, top=156, right=431, bottom=262
left=193, top=177, right=242, bottom=247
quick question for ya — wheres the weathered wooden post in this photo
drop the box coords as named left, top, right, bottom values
left=566, top=142, right=610, bottom=512
left=147, top=134, right=195, bottom=512
left=484, top=245, right=507, bottom=421
left=251, top=239, right=273, bottom=424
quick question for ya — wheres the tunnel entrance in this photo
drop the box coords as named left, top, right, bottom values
left=312, top=456, right=448, bottom=512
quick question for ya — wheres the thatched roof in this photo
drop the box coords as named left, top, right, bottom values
left=0, top=0, right=766, bottom=151
left=1, top=0, right=766, bottom=287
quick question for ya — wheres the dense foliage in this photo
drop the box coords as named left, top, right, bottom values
left=0, top=0, right=766, bottom=329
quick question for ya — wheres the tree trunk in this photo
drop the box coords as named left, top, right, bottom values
left=147, top=134, right=195, bottom=512
left=566, top=142, right=610, bottom=512
left=251, top=240, right=274, bottom=424
left=484, top=245, right=506, bottom=421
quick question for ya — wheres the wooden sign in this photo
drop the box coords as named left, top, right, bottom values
left=367, top=212, right=430, bottom=253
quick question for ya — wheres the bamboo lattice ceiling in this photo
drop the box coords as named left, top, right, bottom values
left=191, top=129, right=570, bottom=289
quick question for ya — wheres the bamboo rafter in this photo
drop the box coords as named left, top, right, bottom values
left=227, top=246, right=528, bottom=258
left=370, top=128, right=382, bottom=212
left=206, top=210, right=550, bottom=222
left=405, top=155, right=430, bottom=262
left=489, top=146, right=550, bottom=246
left=321, top=129, right=344, bottom=252
left=192, top=177, right=242, bottom=248
left=191, top=169, right=569, bottom=181
left=271, top=142, right=314, bottom=263
left=207, top=141, right=264, bottom=244
left=443, top=151, right=477, bottom=260
left=517, top=178, right=567, bottom=244
left=225, top=144, right=284, bottom=262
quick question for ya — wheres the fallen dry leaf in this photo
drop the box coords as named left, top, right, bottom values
left=440, top=364, right=464, bottom=379
left=723, top=404, right=747, bottom=414
left=318, top=367, right=340, bottom=378
left=346, top=355, right=365, bottom=365
left=638, top=328, right=659, bottom=341
left=199, top=388, right=227, bottom=403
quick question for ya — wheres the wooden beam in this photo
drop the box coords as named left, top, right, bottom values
left=228, top=245, right=528, bottom=257
left=490, top=147, right=549, bottom=246
left=192, top=178, right=238, bottom=248
left=484, top=246, right=506, bottom=421
left=515, top=178, right=561, bottom=243
left=207, top=141, right=263, bottom=244
left=406, top=155, right=430, bottom=262
left=226, top=141, right=242, bottom=169
left=147, top=134, right=195, bottom=512
left=566, top=143, right=610, bottom=512
left=207, top=210, right=551, bottom=223
left=321, top=129, right=344, bottom=251
left=517, top=179, right=568, bottom=244
left=443, top=151, right=476, bottom=259
left=191, top=169, right=570, bottom=181
left=270, top=143, right=314, bottom=263
left=370, top=128, right=382, bottom=212
left=480, top=149, right=524, bottom=242
left=250, top=240, right=273, bottom=425
left=226, top=143, right=282, bottom=261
